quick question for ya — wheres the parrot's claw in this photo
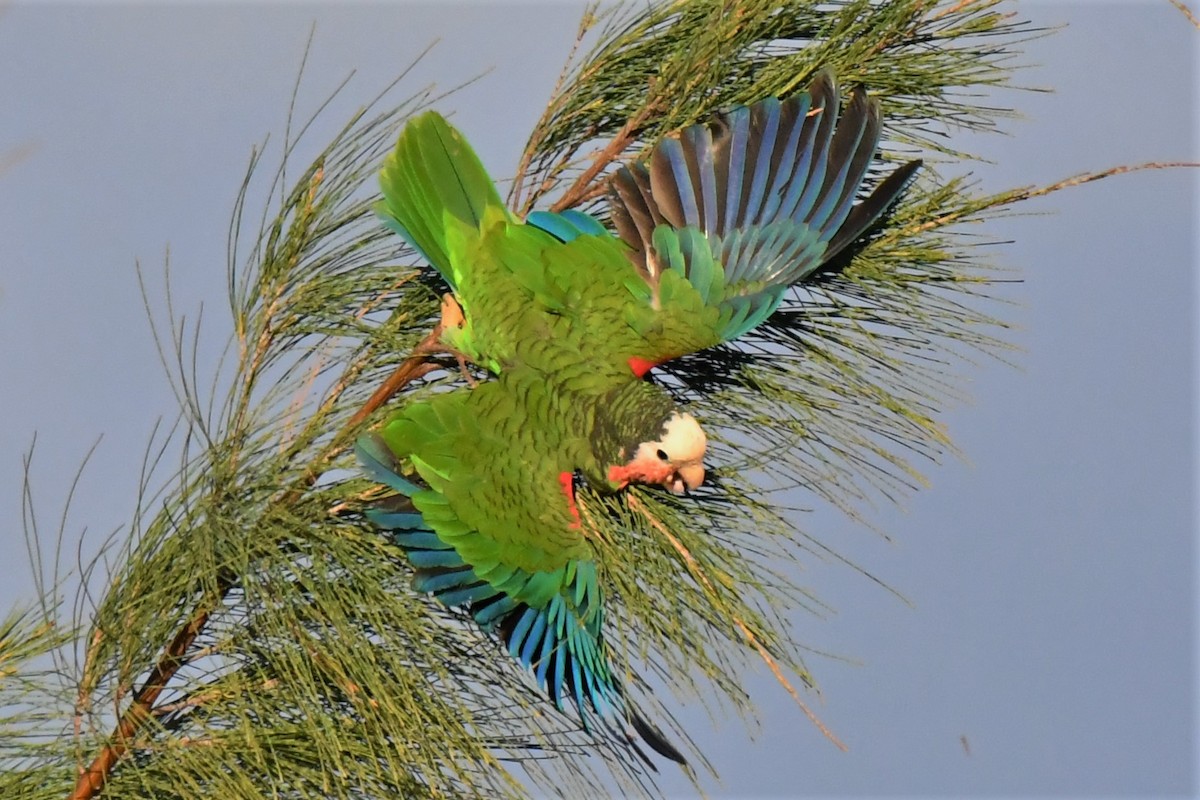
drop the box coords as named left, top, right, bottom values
left=411, top=327, right=478, bottom=388
left=411, top=334, right=445, bottom=357
left=457, top=357, right=478, bottom=387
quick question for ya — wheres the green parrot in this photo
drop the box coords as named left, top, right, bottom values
left=356, top=70, right=920, bottom=765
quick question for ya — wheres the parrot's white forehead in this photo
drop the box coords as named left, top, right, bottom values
left=659, top=412, right=706, bottom=462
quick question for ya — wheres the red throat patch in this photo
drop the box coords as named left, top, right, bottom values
left=558, top=471, right=582, bottom=530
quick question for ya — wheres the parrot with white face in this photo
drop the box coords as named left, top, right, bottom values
left=357, top=69, right=920, bottom=764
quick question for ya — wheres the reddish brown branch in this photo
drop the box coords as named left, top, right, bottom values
left=1169, top=0, right=1200, bottom=29
left=548, top=106, right=654, bottom=213
left=70, top=603, right=216, bottom=799
left=343, top=327, right=443, bottom=431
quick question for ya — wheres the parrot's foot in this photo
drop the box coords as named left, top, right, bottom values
left=412, top=338, right=479, bottom=387
left=438, top=294, right=478, bottom=387
left=456, top=358, right=478, bottom=387
left=439, top=293, right=465, bottom=330
left=411, top=295, right=478, bottom=387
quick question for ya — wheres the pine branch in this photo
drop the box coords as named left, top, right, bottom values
left=68, top=345, right=439, bottom=800
left=65, top=3, right=1038, bottom=793
left=9, top=3, right=1191, bottom=799
left=59, top=51, right=471, bottom=799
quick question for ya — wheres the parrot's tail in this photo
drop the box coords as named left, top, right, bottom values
left=376, top=110, right=508, bottom=290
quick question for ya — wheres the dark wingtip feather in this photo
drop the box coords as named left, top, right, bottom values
left=824, top=157, right=922, bottom=260
left=808, top=88, right=879, bottom=231
left=603, top=70, right=921, bottom=350
left=806, top=67, right=837, bottom=106
left=609, top=166, right=658, bottom=277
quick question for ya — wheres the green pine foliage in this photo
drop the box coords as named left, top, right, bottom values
left=4, top=1, right=1156, bottom=798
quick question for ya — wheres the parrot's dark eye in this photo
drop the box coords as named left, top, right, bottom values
left=656, top=448, right=669, bottom=461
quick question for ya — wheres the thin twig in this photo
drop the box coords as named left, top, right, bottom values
left=909, top=161, right=1200, bottom=236
left=626, top=494, right=848, bottom=752
left=68, top=329, right=442, bottom=800
left=511, top=3, right=600, bottom=213
left=1168, top=0, right=1200, bottom=29
left=548, top=105, right=655, bottom=213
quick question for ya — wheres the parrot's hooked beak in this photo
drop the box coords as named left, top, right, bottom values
left=664, top=462, right=705, bottom=494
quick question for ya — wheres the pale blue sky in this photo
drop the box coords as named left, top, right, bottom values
left=0, top=2, right=1194, bottom=797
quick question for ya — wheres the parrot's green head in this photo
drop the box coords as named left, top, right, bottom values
left=605, top=410, right=707, bottom=495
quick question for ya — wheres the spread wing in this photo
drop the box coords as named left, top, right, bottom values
left=355, top=381, right=684, bottom=764
left=376, top=72, right=917, bottom=379
left=595, top=69, right=921, bottom=366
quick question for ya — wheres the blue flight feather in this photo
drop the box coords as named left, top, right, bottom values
left=393, top=530, right=447, bottom=549
left=364, top=510, right=426, bottom=530
left=533, top=617, right=556, bottom=687
left=741, top=97, right=780, bottom=224
left=507, top=608, right=537, bottom=658
left=436, top=581, right=495, bottom=606
left=413, top=567, right=477, bottom=594
left=553, top=639, right=568, bottom=709
left=606, top=70, right=919, bottom=351
left=722, top=106, right=750, bottom=228
left=686, top=125, right=717, bottom=234
left=473, top=595, right=519, bottom=629
left=521, top=611, right=549, bottom=667
left=661, top=138, right=699, bottom=227
left=406, top=548, right=465, bottom=569
left=355, top=435, right=422, bottom=496
left=759, top=100, right=807, bottom=222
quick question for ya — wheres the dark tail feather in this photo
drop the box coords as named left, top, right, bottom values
left=588, top=701, right=688, bottom=772
left=629, top=707, right=688, bottom=766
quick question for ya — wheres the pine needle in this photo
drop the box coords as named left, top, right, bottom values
left=7, top=2, right=1191, bottom=799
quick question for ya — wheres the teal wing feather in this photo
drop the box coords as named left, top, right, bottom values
left=606, top=69, right=921, bottom=353
left=525, top=209, right=608, bottom=242
left=356, top=382, right=685, bottom=765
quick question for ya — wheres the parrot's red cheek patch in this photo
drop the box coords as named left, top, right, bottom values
left=608, top=459, right=672, bottom=488
left=558, top=471, right=582, bottom=530
left=607, top=464, right=631, bottom=487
